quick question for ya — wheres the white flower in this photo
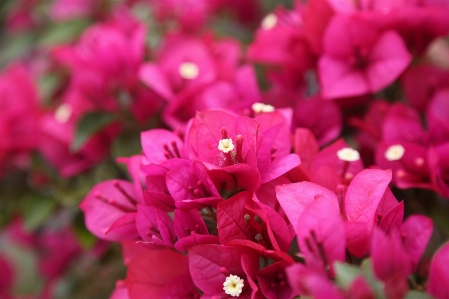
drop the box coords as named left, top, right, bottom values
left=218, top=138, right=235, bottom=153
left=337, top=147, right=360, bottom=162
left=223, top=274, right=244, bottom=297
left=179, top=62, right=199, bottom=79
left=54, top=103, right=72, bottom=124
left=261, top=13, right=277, bottom=30
left=385, top=144, right=405, bottom=161
left=252, top=102, right=275, bottom=114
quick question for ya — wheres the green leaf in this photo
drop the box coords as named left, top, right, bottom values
left=74, top=212, right=96, bottom=249
left=38, top=19, right=91, bottom=46
left=71, top=112, right=116, bottom=152
left=360, top=259, right=385, bottom=299
left=334, top=261, right=362, bottom=289
left=406, top=291, right=434, bottom=299
left=22, top=194, right=56, bottom=231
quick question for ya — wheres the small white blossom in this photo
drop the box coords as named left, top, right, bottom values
left=223, top=274, right=244, bottom=297
left=385, top=144, right=405, bottom=161
left=261, top=13, right=277, bottom=30
left=218, top=138, right=235, bottom=153
left=179, top=62, right=199, bottom=79
left=252, top=102, right=275, bottom=114
left=337, top=148, right=360, bottom=162
left=54, top=103, right=72, bottom=124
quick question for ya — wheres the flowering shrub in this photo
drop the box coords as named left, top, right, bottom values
left=1, top=0, right=449, bottom=298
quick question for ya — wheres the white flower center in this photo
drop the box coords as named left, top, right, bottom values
left=223, top=274, right=244, bottom=297
left=261, top=13, right=277, bottom=30
left=179, top=62, right=199, bottom=79
left=385, top=145, right=405, bottom=161
left=252, top=102, right=275, bottom=113
left=218, top=138, right=234, bottom=153
left=337, top=148, right=360, bottom=162
left=54, top=103, right=72, bottom=124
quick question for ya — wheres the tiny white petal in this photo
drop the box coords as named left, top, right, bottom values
left=252, top=102, right=275, bottom=113
left=261, top=13, right=277, bottom=30
left=218, top=138, right=235, bottom=153
left=385, top=144, right=405, bottom=161
left=179, top=62, right=199, bottom=79
left=223, top=274, right=244, bottom=297
left=54, top=103, right=72, bottom=124
left=337, top=148, right=360, bottom=162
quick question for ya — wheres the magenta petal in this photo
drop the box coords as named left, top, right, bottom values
left=400, top=215, right=433, bottom=272
left=139, top=63, right=173, bottom=100
left=319, top=56, right=369, bottom=99
left=378, top=201, right=404, bottom=234
left=109, top=281, right=129, bottom=299
left=140, top=129, right=184, bottom=164
left=286, top=264, right=344, bottom=299
left=126, top=249, right=191, bottom=299
left=261, top=154, right=301, bottom=184
left=427, top=242, right=449, bottom=298
left=217, top=191, right=253, bottom=245
left=257, top=262, right=297, bottom=299
left=106, top=213, right=139, bottom=240
left=174, top=234, right=219, bottom=252
left=370, top=229, right=410, bottom=298
left=366, top=31, right=412, bottom=92
left=345, top=221, right=369, bottom=258
left=79, top=180, right=137, bottom=241
left=174, top=209, right=208, bottom=239
left=345, top=169, right=392, bottom=228
left=276, top=182, right=338, bottom=230
left=296, top=197, right=345, bottom=274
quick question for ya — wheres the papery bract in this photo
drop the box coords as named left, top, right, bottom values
left=126, top=248, right=198, bottom=299
left=427, top=242, right=449, bottom=299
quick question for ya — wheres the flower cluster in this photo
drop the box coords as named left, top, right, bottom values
left=0, top=0, right=449, bottom=298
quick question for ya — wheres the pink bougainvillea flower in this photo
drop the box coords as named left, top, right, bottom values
left=311, top=139, right=364, bottom=191
left=277, top=169, right=395, bottom=258
left=319, top=15, right=412, bottom=99
left=427, top=242, right=449, bottom=299
left=79, top=179, right=140, bottom=241
left=189, top=244, right=262, bottom=299
left=126, top=248, right=199, bottom=299
left=376, top=142, right=432, bottom=190
left=162, top=65, right=262, bottom=128
left=186, top=110, right=300, bottom=192
left=39, top=90, right=120, bottom=178
left=248, top=6, right=315, bottom=74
